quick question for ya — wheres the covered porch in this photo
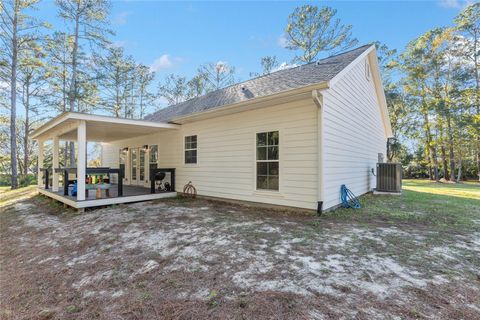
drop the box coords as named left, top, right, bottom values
left=31, top=112, right=180, bottom=209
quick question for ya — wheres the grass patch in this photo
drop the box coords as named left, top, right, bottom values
left=327, top=179, right=480, bottom=231
left=0, top=185, right=37, bottom=206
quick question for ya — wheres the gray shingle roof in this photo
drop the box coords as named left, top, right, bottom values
left=146, top=44, right=372, bottom=122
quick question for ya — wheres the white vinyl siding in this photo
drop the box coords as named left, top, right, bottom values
left=322, top=56, right=387, bottom=210
left=101, top=53, right=389, bottom=211
left=102, top=98, right=319, bottom=210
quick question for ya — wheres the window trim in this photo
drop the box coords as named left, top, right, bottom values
left=254, top=130, right=280, bottom=192
left=183, top=134, right=198, bottom=165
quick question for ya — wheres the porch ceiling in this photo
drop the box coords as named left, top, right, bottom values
left=31, top=112, right=180, bottom=142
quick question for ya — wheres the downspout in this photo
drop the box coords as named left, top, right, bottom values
left=312, top=90, right=324, bottom=215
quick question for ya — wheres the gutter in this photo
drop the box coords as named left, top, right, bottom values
left=312, top=90, right=324, bottom=215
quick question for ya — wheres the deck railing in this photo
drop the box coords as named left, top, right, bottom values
left=47, top=166, right=126, bottom=197
left=40, top=168, right=51, bottom=190
left=41, top=165, right=176, bottom=199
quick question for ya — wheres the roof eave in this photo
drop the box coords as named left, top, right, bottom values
left=31, top=112, right=179, bottom=140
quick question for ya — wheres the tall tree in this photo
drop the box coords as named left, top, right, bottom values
left=285, top=5, right=358, bottom=63
left=56, top=0, right=112, bottom=165
left=0, top=0, right=45, bottom=188
left=18, top=41, right=49, bottom=175
left=186, top=72, right=208, bottom=99
left=157, top=73, right=188, bottom=106
left=94, top=47, right=134, bottom=117
left=454, top=3, right=480, bottom=180
left=250, top=56, right=279, bottom=77
left=401, top=32, right=442, bottom=181
left=198, top=61, right=235, bottom=91
left=136, top=64, right=155, bottom=119
left=44, top=32, right=72, bottom=114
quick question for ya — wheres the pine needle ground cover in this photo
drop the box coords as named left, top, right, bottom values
left=1, top=180, right=479, bottom=319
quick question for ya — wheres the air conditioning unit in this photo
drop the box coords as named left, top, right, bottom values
left=376, top=163, right=402, bottom=193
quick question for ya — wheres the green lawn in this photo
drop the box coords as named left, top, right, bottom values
left=0, top=185, right=37, bottom=205
left=329, top=179, right=480, bottom=231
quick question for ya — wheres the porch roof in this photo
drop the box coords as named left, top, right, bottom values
left=31, top=112, right=180, bottom=142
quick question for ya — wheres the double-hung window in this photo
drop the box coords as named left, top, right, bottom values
left=256, top=131, right=279, bottom=191
left=184, top=135, right=197, bottom=164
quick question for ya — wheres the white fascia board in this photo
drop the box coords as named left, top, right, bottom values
left=31, top=112, right=180, bottom=140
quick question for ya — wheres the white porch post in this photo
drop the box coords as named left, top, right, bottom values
left=37, top=140, right=44, bottom=188
left=52, top=136, right=59, bottom=192
left=77, top=120, right=86, bottom=201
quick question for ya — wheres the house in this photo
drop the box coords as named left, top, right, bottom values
left=32, top=44, right=392, bottom=212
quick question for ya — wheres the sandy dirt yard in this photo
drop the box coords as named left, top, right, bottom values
left=1, top=187, right=479, bottom=319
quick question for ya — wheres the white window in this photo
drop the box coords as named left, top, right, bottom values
left=256, top=131, right=279, bottom=191
left=119, top=148, right=127, bottom=165
left=149, top=145, right=158, bottom=165
left=184, top=135, right=197, bottom=164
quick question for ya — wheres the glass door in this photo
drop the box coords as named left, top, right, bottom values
left=139, top=148, right=146, bottom=186
left=119, top=148, right=128, bottom=184
left=131, top=148, right=138, bottom=184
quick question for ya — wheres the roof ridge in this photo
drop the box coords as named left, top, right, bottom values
left=200, top=43, right=373, bottom=94
left=150, top=44, right=373, bottom=114
left=145, top=44, right=373, bottom=121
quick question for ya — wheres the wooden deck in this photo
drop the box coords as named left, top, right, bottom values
left=38, top=184, right=177, bottom=209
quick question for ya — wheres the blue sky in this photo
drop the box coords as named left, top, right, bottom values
left=38, top=0, right=470, bottom=83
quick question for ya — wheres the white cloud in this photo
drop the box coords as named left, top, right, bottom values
left=155, top=96, right=170, bottom=108
left=272, top=62, right=298, bottom=72
left=112, top=11, right=131, bottom=25
left=438, top=0, right=473, bottom=9
left=215, top=61, right=229, bottom=72
left=150, top=54, right=182, bottom=72
left=277, top=35, right=288, bottom=48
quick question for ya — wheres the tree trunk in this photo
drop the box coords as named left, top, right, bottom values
left=474, top=30, right=480, bottom=181
left=68, top=6, right=80, bottom=168
left=446, top=115, right=455, bottom=182
left=423, top=111, right=439, bottom=181
left=9, top=4, right=19, bottom=189
left=23, top=77, right=30, bottom=176
left=441, top=144, right=449, bottom=181
left=456, top=152, right=462, bottom=183
left=62, top=54, right=68, bottom=166
left=431, top=147, right=439, bottom=181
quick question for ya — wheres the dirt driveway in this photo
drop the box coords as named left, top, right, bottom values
left=1, top=193, right=479, bottom=319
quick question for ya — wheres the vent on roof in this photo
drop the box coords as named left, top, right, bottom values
left=241, top=86, right=254, bottom=99
left=365, top=60, right=371, bottom=81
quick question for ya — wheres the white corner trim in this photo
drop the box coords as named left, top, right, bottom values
left=368, top=49, right=393, bottom=138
